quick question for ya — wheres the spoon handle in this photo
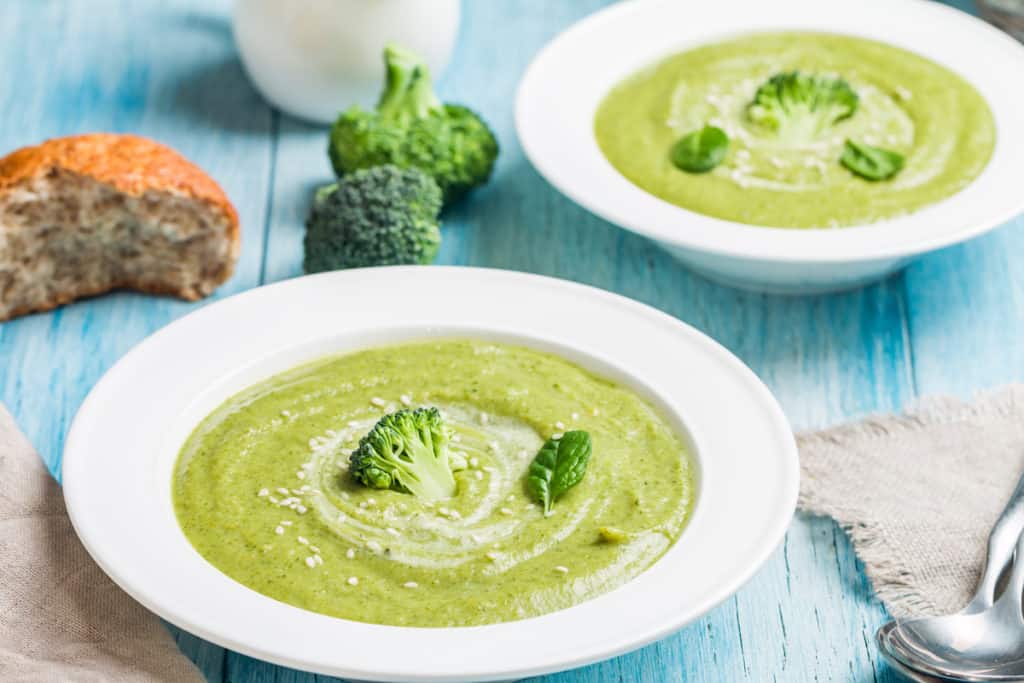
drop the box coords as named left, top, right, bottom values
left=967, top=470, right=1024, bottom=613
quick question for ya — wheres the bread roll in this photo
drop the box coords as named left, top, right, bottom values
left=0, top=133, right=240, bottom=321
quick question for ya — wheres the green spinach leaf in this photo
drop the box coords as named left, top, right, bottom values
left=670, top=125, right=729, bottom=173
left=840, top=139, right=904, bottom=181
left=527, top=430, right=592, bottom=515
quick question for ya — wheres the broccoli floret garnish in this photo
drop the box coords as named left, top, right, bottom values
left=746, top=71, right=859, bottom=144
left=303, top=165, right=442, bottom=273
left=348, top=407, right=457, bottom=502
left=329, top=45, right=499, bottom=206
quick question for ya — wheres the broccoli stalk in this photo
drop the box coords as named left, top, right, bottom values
left=348, top=407, right=457, bottom=502
left=303, top=164, right=442, bottom=273
left=329, top=45, right=499, bottom=206
left=746, top=71, right=859, bottom=144
left=377, top=45, right=442, bottom=123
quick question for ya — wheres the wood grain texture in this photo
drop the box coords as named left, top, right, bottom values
left=0, top=0, right=1018, bottom=681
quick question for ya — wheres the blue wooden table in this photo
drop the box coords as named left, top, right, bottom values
left=0, top=0, right=1014, bottom=680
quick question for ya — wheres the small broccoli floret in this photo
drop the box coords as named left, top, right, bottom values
left=348, top=407, right=457, bottom=502
left=303, top=165, right=442, bottom=273
left=329, top=44, right=499, bottom=205
left=746, top=71, right=859, bottom=144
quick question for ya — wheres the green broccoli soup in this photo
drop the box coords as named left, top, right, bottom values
left=173, top=339, right=694, bottom=627
left=594, top=32, right=996, bottom=228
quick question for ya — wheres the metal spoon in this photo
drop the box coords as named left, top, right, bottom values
left=877, top=473, right=1024, bottom=681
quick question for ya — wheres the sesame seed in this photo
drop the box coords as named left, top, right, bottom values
left=296, top=505, right=308, bottom=514
left=296, top=471, right=306, bottom=480
left=552, top=432, right=564, bottom=440
left=469, top=534, right=482, bottom=543
left=310, top=545, right=320, bottom=554
left=370, top=397, right=386, bottom=407
left=277, top=488, right=290, bottom=495
left=386, top=528, right=400, bottom=537
left=346, top=548, right=356, bottom=559
left=268, top=496, right=280, bottom=504
left=367, top=498, right=377, bottom=507
left=469, top=456, right=480, bottom=468
left=347, top=420, right=360, bottom=428
left=347, top=576, right=359, bottom=586
left=367, top=540, right=383, bottom=553
left=554, top=566, right=569, bottom=574
left=400, top=394, right=412, bottom=406
left=474, top=471, right=484, bottom=480
left=305, top=557, right=316, bottom=568
left=449, top=510, right=462, bottom=520
left=359, top=501, right=368, bottom=509
left=280, top=520, right=292, bottom=526
left=572, top=412, right=580, bottom=421
left=300, top=485, right=311, bottom=492
left=500, top=507, right=513, bottom=515
left=555, top=421, right=565, bottom=430
left=592, top=408, right=600, bottom=416
left=314, top=554, right=323, bottom=565
left=337, top=513, right=348, bottom=523
left=404, top=581, right=419, bottom=588
left=257, top=488, right=269, bottom=497
left=480, top=412, right=489, bottom=425
left=275, top=526, right=285, bottom=535
left=297, top=536, right=309, bottom=545
left=281, top=410, right=291, bottom=417
left=438, top=507, right=449, bottom=516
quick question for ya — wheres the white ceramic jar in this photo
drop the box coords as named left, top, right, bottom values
left=233, top=0, right=461, bottom=124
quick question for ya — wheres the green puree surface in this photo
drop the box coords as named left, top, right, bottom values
left=594, top=32, right=996, bottom=228
left=173, top=340, right=693, bottom=627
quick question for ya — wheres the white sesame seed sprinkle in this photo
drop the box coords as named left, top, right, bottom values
left=359, top=501, right=368, bottom=509
left=370, top=397, right=386, bottom=407
left=555, top=421, right=566, bottom=430
left=367, top=498, right=377, bottom=507
left=275, top=526, right=285, bottom=535
left=386, top=528, right=400, bottom=537
left=257, top=488, right=269, bottom=497
left=404, top=581, right=419, bottom=588
left=552, top=432, right=564, bottom=439
left=347, top=576, right=359, bottom=586
left=347, top=420, right=360, bottom=428
left=281, top=410, right=291, bottom=417
left=268, top=496, right=280, bottom=504
left=297, top=536, right=309, bottom=545
left=305, top=557, right=316, bottom=568
left=296, top=505, right=308, bottom=514
left=281, top=520, right=292, bottom=526
left=310, top=546, right=320, bottom=554
left=469, top=456, right=479, bottom=468
left=572, top=412, right=580, bottom=421
left=400, top=394, right=412, bottom=406
left=479, top=412, right=489, bottom=425
left=554, top=565, right=569, bottom=574
left=367, top=540, right=383, bottom=553
left=337, top=513, right=348, bottom=523
left=500, top=507, right=513, bottom=515
left=277, top=488, right=290, bottom=495
left=474, top=471, right=484, bottom=481
left=296, top=470, right=306, bottom=480
left=346, top=548, right=356, bottom=559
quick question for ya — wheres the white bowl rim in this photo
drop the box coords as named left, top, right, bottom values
left=62, top=267, right=798, bottom=682
left=515, top=0, right=1024, bottom=264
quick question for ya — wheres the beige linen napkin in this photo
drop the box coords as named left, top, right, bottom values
left=0, top=404, right=202, bottom=682
left=799, top=385, right=1024, bottom=618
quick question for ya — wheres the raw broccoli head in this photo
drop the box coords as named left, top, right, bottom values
left=348, top=407, right=457, bottom=502
left=303, top=164, right=442, bottom=273
left=328, top=44, right=499, bottom=206
left=746, top=71, right=859, bottom=144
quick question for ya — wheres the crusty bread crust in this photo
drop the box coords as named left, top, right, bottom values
left=0, top=133, right=241, bottom=321
left=0, top=133, right=239, bottom=241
